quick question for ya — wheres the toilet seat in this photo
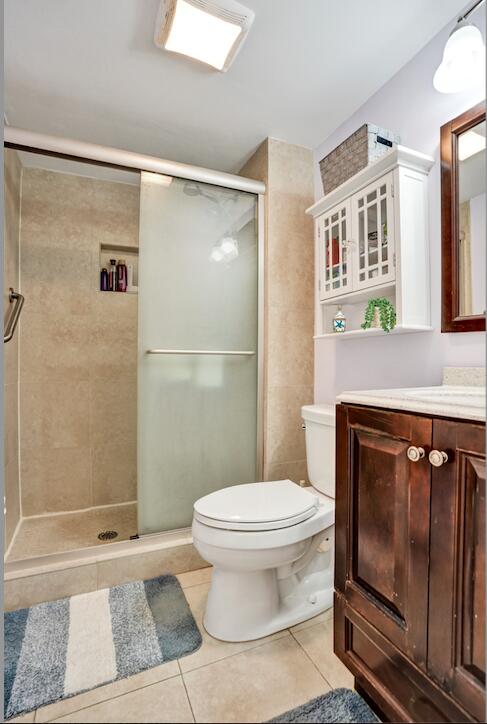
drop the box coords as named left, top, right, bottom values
left=193, top=480, right=320, bottom=532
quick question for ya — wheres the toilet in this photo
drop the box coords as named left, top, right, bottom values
left=192, top=404, right=336, bottom=642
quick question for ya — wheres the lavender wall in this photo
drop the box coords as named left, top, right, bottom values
left=313, top=5, right=486, bottom=403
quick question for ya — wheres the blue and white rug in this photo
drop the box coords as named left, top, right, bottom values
left=4, top=574, right=202, bottom=720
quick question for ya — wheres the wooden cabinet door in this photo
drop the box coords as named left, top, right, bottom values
left=428, top=419, right=485, bottom=721
left=336, top=404, right=432, bottom=668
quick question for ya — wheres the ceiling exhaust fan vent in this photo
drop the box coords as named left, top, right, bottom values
left=154, top=0, right=255, bottom=72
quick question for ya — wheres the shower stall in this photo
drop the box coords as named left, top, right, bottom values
left=3, top=129, right=264, bottom=566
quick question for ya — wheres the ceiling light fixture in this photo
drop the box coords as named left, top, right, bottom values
left=154, top=0, right=255, bottom=72
left=433, top=0, right=485, bottom=93
left=458, top=129, right=486, bottom=160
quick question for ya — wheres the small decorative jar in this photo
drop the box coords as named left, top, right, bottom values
left=333, top=306, right=346, bottom=333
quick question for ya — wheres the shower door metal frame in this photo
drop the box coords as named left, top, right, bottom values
left=4, top=127, right=265, bottom=482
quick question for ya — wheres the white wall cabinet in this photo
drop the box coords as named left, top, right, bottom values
left=309, top=146, right=434, bottom=338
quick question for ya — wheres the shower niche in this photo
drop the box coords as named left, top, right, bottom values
left=99, top=243, right=139, bottom=293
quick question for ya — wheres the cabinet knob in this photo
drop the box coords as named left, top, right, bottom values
left=429, top=450, right=449, bottom=467
left=407, top=446, right=425, bottom=462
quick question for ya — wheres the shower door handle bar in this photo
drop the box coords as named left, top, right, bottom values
left=146, top=349, right=255, bottom=356
left=4, top=288, right=24, bottom=344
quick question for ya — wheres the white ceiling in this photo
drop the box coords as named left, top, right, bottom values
left=5, top=0, right=465, bottom=174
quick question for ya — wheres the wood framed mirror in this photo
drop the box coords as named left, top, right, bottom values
left=441, top=101, right=486, bottom=332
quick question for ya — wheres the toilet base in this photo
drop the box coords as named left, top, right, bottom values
left=203, top=564, right=333, bottom=642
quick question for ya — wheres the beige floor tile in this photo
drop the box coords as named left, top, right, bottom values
left=183, top=635, right=329, bottom=723
left=290, top=606, right=333, bottom=633
left=7, top=504, right=137, bottom=561
left=292, top=618, right=355, bottom=689
left=36, top=661, right=179, bottom=723
left=9, top=712, right=35, bottom=722
left=179, top=583, right=289, bottom=673
left=177, top=567, right=212, bottom=589
left=50, top=676, right=193, bottom=723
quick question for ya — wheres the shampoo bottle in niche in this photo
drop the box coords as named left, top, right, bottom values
left=108, top=259, right=117, bottom=292
left=116, top=259, right=127, bottom=292
left=100, top=267, right=109, bottom=291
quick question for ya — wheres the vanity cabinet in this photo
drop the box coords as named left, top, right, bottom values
left=335, top=404, right=485, bottom=723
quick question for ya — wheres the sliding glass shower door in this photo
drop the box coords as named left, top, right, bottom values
left=137, top=173, right=260, bottom=534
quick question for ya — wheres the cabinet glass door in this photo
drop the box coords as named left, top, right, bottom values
left=353, top=172, right=395, bottom=291
left=320, top=201, right=351, bottom=300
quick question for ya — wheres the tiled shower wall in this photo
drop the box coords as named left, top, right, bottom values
left=19, top=168, right=140, bottom=516
left=4, top=149, right=22, bottom=548
left=240, top=139, right=315, bottom=483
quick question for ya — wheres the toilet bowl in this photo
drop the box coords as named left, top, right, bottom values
left=192, top=404, right=336, bottom=642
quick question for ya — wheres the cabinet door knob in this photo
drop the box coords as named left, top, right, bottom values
left=407, top=446, right=425, bottom=462
left=429, top=450, right=449, bottom=467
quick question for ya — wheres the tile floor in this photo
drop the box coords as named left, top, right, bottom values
left=10, top=567, right=354, bottom=723
left=7, top=504, right=138, bottom=561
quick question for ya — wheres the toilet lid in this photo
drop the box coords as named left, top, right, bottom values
left=193, top=480, right=320, bottom=531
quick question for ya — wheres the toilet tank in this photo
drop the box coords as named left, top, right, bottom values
left=301, top=404, right=336, bottom=498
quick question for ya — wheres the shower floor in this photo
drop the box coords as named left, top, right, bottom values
left=6, top=503, right=138, bottom=562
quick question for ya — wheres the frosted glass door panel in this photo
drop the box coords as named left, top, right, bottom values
left=138, top=174, right=259, bottom=534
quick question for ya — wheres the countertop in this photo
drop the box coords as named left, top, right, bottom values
left=337, top=385, right=485, bottom=422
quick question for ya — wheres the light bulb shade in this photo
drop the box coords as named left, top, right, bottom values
left=210, top=236, right=239, bottom=262
left=434, top=22, right=485, bottom=94
left=154, top=0, right=255, bottom=72
left=220, top=237, right=239, bottom=256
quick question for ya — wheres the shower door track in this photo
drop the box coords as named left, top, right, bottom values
left=4, top=126, right=266, bottom=483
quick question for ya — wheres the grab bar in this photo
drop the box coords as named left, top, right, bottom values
left=146, top=349, right=255, bottom=356
left=4, top=288, right=24, bottom=343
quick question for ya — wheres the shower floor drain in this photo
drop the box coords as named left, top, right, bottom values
left=98, top=530, right=118, bottom=541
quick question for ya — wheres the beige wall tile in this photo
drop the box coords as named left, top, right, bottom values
left=20, top=310, right=91, bottom=383
left=90, top=293, right=138, bottom=379
left=4, top=381, right=19, bottom=468
left=89, top=377, right=136, bottom=447
left=20, top=446, right=92, bottom=516
left=240, top=139, right=314, bottom=478
left=5, top=456, right=21, bottom=549
left=51, top=675, right=192, bottom=723
left=4, top=149, right=22, bottom=549
left=4, top=564, right=98, bottom=611
left=20, top=244, right=94, bottom=317
left=267, top=306, right=314, bottom=389
left=18, top=168, right=140, bottom=516
left=92, top=442, right=136, bottom=506
left=183, top=635, right=329, bottom=722
left=96, top=543, right=206, bottom=589
left=20, top=380, right=90, bottom=451
left=266, top=386, right=313, bottom=465
left=239, top=140, right=269, bottom=185
left=265, top=459, right=309, bottom=485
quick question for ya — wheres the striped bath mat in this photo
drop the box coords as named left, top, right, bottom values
left=4, top=574, right=202, bottom=720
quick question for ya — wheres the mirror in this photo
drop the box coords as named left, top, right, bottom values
left=458, top=119, right=486, bottom=317
left=441, top=102, right=486, bottom=332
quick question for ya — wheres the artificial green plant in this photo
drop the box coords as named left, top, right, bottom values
left=361, top=297, right=396, bottom=333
